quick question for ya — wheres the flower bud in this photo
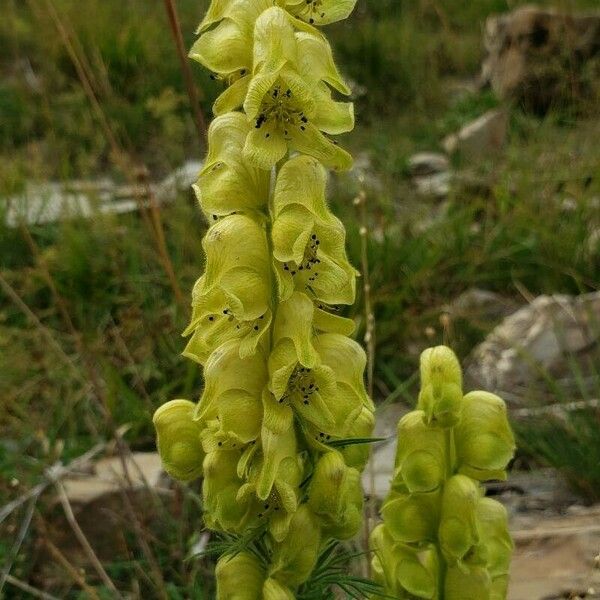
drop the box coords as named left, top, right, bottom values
left=477, top=498, right=513, bottom=594
left=455, top=391, right=515, bottom=482
left=153, top=399, right=204, bottom=482
left=445, top=565, right=491, bottom=600
left=418, top=346, right=463, bottom=427
left=395, top=410, right=446, bottom=493
left=216, top=551, right=264, bottom=600
left=382, top=485, right=441, bottom=544
left=438, top=475, right=481, bottom=565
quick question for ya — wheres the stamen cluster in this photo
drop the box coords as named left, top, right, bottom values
left=370, top=346, right=516, bottom=600
left=153, top=1, right=373, bottom=597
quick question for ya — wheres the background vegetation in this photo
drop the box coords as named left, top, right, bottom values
left=1, top=0, right=599, bottom=597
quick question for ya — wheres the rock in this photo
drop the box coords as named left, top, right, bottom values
left=481, top=6, right=600, bottom=113
left=414, top=171, right=452, bottom=198
left=4, top=160, right=202, bottom=228
left=466, top=292, right=600, bottom=407
left=33, top=453, right=175, bottom=589
left=444, top=288, right=521, bottom=326
left=443, top=108, right=509, bottom=158
left=407, top=152, right=452, bottom=199
left=61, top=452, right=167, bottom=504
left=407, top=152, right=450, bottom=178
left=362, top=403, right=408, bottom=500
left=509, top=504, right=600, bottom=599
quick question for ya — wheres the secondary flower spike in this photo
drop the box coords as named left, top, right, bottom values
left=154, top=0, right=374, bottom=597
left=371, top=345, right=515, bottom=600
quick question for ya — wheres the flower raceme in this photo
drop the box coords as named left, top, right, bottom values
left=153, top=0, right=373, bottom=597
left=371, top=346, right=515, bottom=600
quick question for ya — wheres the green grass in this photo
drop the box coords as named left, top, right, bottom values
left=1, top=0, right=600, bottom=596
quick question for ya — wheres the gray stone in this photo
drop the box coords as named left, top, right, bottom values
left=481, top=6, right=600, bottom=113
left=4, top=160, right=202, bottom=228
left=443, top=108, right=509, bottom=158
left=444, top=288, right=521, bottom=325
left=407, top=152, right=450, bottom=178
left=466, top=292, right=600, bottom=406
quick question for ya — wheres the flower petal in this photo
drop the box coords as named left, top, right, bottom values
left=296, top=32, right=350, bottom=94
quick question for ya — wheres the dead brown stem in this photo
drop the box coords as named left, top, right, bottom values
left=162, top=0, right=208, bottom=145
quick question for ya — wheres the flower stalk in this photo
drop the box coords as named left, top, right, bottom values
left=370, top=346, right=516, bottom=600
left=153, top=0, right=374, bottom=597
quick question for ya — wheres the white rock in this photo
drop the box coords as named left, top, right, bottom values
left=466, top=292, right=600, bottom=406
left=408, top=152, right=450, bottom=177
left=443, top=108, right=509, bottom=158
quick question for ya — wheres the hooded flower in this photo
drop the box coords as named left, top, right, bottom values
left=454, top=391, right=515, bottom=482
left=195, top=340, right=267, bottom=452
left=203, top=448, right=259, bottom=532
left=183, top=214, right=272, bottom=364
left=438, top=475, right=482, bottom=566
left=243, top=7, right=354, bottom=170
left=272, top=155, right=358, bottom=304
left=417, top=345, right=463, bottom=427
left=370, top=524, right=440, bottom=600
left=215, top=551, right=265, bottom=600
left=476, top=498, right=513, bottom=599
left=445, top=566, right=491, bottom=600
left=193, top=112, right=270, bottom=218
left=268, top=505, right=321, bottom=588
left=189, top=0, right=272, bottom=115
left=153, top=399, right=204, bottom=482
left=238, top=438, right=304, bottom=542
left=301, top=334, right=372, bottom=460
left=283, top=0, right=358, bottom=26
left=307, top=450, right=363, bottom=539
left=381, top=485, right=441, bottom=544
left=394, top=410, right=447, bottom=494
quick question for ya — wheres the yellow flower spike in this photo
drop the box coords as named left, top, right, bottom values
left=182, top=214, right=272, bottom=364
left=477, top=498, right=513, bottom=598
left=153, top=399, right=204, bottom=482
left=308, top=451, right=363, bottom=539
left=194, top=113, right=270, bottom=217
left=284, top=0, right=358, bottom=26
left=438, top=474, right=482, bottom=566
left=195, top=340, right=267, bottom=451
left=272, top=155, right=358, bottom=304
left=215, top=551, right=265, bottom=600
left=445, top=565, right=491, bottom=600
left=455, top=391, right=516, bottom=482
left=242, top=8, right=353, bottom=170
left=381, top=485, right=441, bottom=544
left=269, top=505, right=321, bottom=588
left=417, top=345, right=463, bottom=427
left=394, top=410, right=447, bottom=494
left=374, top=346, right=514, bottom=598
